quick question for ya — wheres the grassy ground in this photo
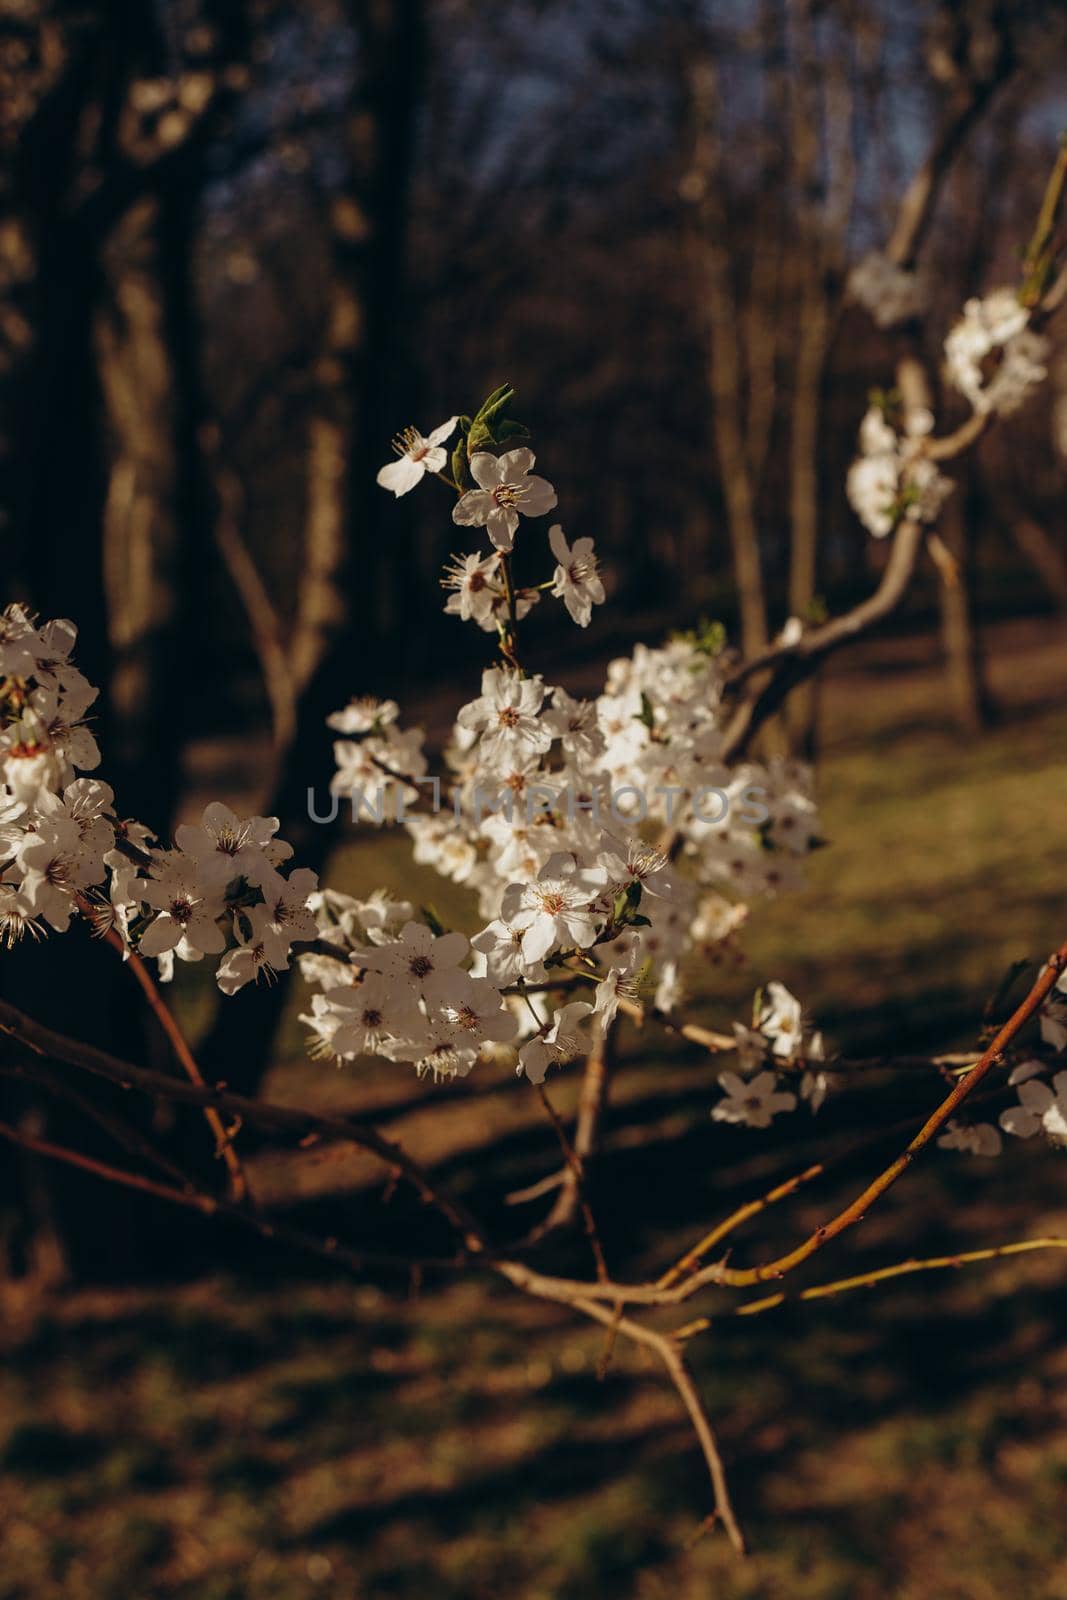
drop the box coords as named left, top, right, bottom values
left=2, top=617, right=1066, bottom=1599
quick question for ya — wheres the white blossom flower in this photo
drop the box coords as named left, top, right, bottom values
left=321, top=974, right=421, bottom=1059
left=712, top=1069, right=797, bottom=1128
left=542, top=687, right=605, bottom=766
left=944, top=290, right=1047, bottom=416
left=455, top=667, right=551, bottom=769
left=358, top=921, right=471, bottom=1010
left=548, top=525, right=605, bottom=627
left=938, top=1118, right=1003, bottom=1157
left=377, top=417, right=457, bottom=496
left=848, top=252, right=927, bottom=328
left=846, top=404, right=952, bottom=539
left=800, top=1066, right=831, bottom=1113
left=439, top=975, right=519, bottom=1045
left=217, top=905, right=293, bottom=994
left=471, top=918, right=540, bottom=986
left=758, top=981, right=805, bottom=1059
left=442, top=551, right=502, bottom=626
left=1000, top=1071, right=1067, bottom=1140
left=0, top=879, right=43, bottom=947
left=174, top=801, right=290, bottom=889
left=258, top=865, right=319, bottom=946
left=518, top=1000, right=594, bottom=1084
left=502, top=852, right=603, bottom=964
left=592, top=961, right=639, bottom=1029
left=452, top=449, right=557, bottom=551
left=326, top=697, right=400, bottom=735
left=597, top=832, right=674, bottom=899
left=137, top=854, right=227, bottom=958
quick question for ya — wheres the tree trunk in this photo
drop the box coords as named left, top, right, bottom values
left=197, top=0, right=426, bottom=1096
left=936, top=484, right=991, bottom=733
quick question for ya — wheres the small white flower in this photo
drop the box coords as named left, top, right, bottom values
left=323, top=974, right=420, bottom=1059
left=137, top=854, right=226, bottom=958
left=1000, top=1071, right=1067, bottom=1140
left=758, top=981, right=805, bottom=1059
left=713, top=1069, right=797, bottom=1128
left=542, top=687, right=605, bottom=766
left=848, top=252, right=927, bottom=328
left=548, top=525, right=604, bottom=627
left=938, top=1118, right=1003, bottom=1157
left=502, top=851, right=603, bottom=964
left=217, top=905, right=292, bottom=994
left=452, top=448, right=557, bottom=551
left=800, top=1067, right=830, bottom=1113
left=377, top=417, right=457, bottom=496
left=519, top=1000, right=594, bottom=1084
left=442, top=551, right=502, bottom=626
left=846, top=404, right=952, bottom=540
left=258, top=865, right=319, bottom=945
left=326, top=697, right=399, bottom=735
left=439, top=975, right=518, bottom=1046
left=597, top=832, right=674, bottom=899
left=944, top=290, right=1047, bottom=416
left=358, top=920, right=470, bottom=1010
left=174, top=801, right=289, bottom=889
left=455, top=667, right=552, bottom=770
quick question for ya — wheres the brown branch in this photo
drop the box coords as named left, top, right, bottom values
left=727, top=1236, right=1067, bottom=1321
left=885, top=23, right=1014, bottom=270
left=0, top=1109, right=456, bottom=1276
left=531, top=1081, right=609, bottom=1281
left=100, top=924, right=251, bottom=1205
left=537, top=1021, right=615, bottom=1236
left=721, top=519, right=925, bottom=761
left=495, top=1260, right=747, bottom=1554
left=696, top=940, right=1067, bottom=1289
left=0, top=997, right=487, bottom=1254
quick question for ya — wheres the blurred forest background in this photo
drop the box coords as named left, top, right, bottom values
left=3, top=1, right=1067, bottom=1596
left=4, top=0, right=1067, bottom=813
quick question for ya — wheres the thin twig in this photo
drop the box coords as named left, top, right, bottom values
left=100, top=925, right=251, bottom=1204
left=532, top=1082, right=609, bottom=1282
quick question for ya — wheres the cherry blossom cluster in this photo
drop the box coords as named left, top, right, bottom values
left=310, top=398, right=822, bottom=1092
left=943, top=289, right=1049, bottom=417
left=714, top=980, right=830, bottom=1129
left=846, top=399, right=954, bottom=540
left=847, top=251, right=928, bottom=329
left=848, top=283, right=1049, bottom=542
left=0, top=603, right=318, bottom=989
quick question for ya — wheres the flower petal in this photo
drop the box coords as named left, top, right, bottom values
left=487, top=506, right=518, bottom=551
left=498, top=447, right=534, bottom=479
left=519, top=476, right=557, bottom=517
left=427, top=416, right=458, bottom=446
left=452, top=489, right=494, bottom=527
left=548, top=523, right=569, bottom=563
left=377, top=456, right=424, bottom=497
left=469, top=452, right=505, bottom=490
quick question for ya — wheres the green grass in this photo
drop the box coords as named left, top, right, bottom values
left=3, top=626, right=1067, bottom=1599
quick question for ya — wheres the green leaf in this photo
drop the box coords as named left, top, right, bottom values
left=451, top=436, right=468, bottom=489
left=421, top=904, right=446, bottom=937
left=634, top=691, right=656, bottom=730
left=465, top=384, right=526, bottom=457
left=672, top=616, right=727, bottom=657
